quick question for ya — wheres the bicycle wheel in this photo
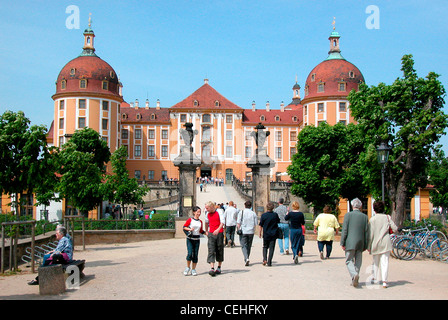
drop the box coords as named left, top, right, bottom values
left=395, top=238, right=417, bottom=260
left=430, top=239, right=448, bottom=261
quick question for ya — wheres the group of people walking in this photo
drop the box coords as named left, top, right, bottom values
left=183, top=197, right=398, bottom=288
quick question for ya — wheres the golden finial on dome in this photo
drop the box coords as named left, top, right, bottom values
left=88, top=13, right=92, bottom=28
left=332, top=17, right=336, bottom=30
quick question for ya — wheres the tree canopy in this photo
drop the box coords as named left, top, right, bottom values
left=348, top=54, right=447, bottom=226
left=287, top=122, right=368, bottom=214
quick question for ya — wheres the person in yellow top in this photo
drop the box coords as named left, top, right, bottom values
left=313, top=205, right=341, bottom=259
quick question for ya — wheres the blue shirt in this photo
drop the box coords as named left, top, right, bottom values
left=54, top=236, right=73, bottom=261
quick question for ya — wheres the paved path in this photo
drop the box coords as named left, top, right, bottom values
left=1, top=184, right=447, bottom=302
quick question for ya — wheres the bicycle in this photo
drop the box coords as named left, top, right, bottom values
left=394, top=226, right=446, bottom=260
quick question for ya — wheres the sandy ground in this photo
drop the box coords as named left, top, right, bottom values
left=1, top=184, right=447, bottom=306
left=1, top=235, right=447, bottom=301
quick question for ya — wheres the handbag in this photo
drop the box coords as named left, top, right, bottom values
left=277, top=227, right=284, bottom=239
left=387, top=216, right=393, bottom=234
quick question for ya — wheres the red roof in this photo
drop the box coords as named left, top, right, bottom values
left=120, top=102, right=171, bottom=124
left=243, top=105, right=303, bottom=126
left=302, top=59, right=364, bottom=102
left=170, top=82, right=242, bottom=111
left=53, top=55, right=122, bottom=100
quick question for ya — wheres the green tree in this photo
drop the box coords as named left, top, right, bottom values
left=287, top=122, right=368, bottom=215
left=349, top=54, right=447, bottom=227
left=56, top=128, right=111, bottom=216
left=428, top=149, right=448, bottom=215
left=102, top=146, right=149, bottom=217
left=0, top=110, right=51, bottom=215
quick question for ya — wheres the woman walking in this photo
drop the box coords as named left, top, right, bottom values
left=183, top=206, right=206, bottom=276
left=313, top=205, right=340, bottom=259
left=368, top=201, right=398, bottom=288
left=285, top=201, right=305, bottom=264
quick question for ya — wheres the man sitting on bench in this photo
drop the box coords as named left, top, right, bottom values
left=28, top=226, right=73, bottom=285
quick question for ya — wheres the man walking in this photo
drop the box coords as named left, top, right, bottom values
left=274, top=198, right=290, bottom=255
left=340, top=198, right=369, bottom=287
left=237, top=200, right=258, bottom=266
left=224, top=201, right=238, bottom=247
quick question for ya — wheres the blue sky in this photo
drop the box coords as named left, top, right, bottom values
left=1, top=0, right=448, bottom=152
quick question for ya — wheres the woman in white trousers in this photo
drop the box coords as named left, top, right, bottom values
left=368, top=201, right=398, bottom=288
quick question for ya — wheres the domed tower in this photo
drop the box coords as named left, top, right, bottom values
left=301, top=27, right=364, bottom=126
left=51, top=18, right=123, bottom=152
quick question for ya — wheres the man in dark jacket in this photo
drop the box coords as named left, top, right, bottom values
left=340, top=198, right=369, bottom=288
left=259, top=202, right=280, bottom=266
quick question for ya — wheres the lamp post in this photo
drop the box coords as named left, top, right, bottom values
left=376, top=142, right=391, bottom=201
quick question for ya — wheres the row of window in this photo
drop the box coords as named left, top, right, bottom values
left=304, top=82, right=348, bottom=96
left=59, top=99, right=111, bottom=110
left=244, top=146, right=296, bottom=159
left=129, top=145, right=170, bottom=158
left=134, top=170, right=167, bottom=181
left=304, top=102, right=347, bottom=115
left=122, top=128, right=169, bottom=140
left=310, top=72, right=356, bottom=82
left=60, top=79, right=111, bottom=91
left=180, top=113, right=234, bottom=123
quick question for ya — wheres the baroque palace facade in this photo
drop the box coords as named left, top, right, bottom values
left=49, top=24, right=360, bottom=185
left=1, top=22, right=433, bottom=221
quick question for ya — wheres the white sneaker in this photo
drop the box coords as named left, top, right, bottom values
left=191, top=269, right=197, bottom=276
left=183, top=267, right=190, bottom=276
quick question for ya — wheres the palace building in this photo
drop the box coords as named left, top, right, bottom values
left=50, top=22, right=357, bottom=186
left=0, top=21, right=433, bottom=222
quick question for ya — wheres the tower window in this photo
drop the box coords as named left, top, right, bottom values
left=80, top=79, right=87, bottom=89
left=349, top=71, right=355, bottom=78
left=61, top=80, right=66, bottom=90
left=318, top=103, right=325, bottom=113
left=59, top=100, right=65, bottom=110
left=338, top=82, right=346, bottom=92
left=317, top=82, right=325, bottom=92
left=311, top=74, right=316, bottom=82
left=102, top=81, right=108, bottom=90
left=260, top=115, right=265, bottom=121
left=78, top=117, right=86, bottom=128
left=79, top=99, right=86, bottom=109
left=70, top=68, right=76, bottom=75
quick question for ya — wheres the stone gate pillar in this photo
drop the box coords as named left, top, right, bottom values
left=246, top=123, right=275, bottom=216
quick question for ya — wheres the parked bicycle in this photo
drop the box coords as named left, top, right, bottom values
left=392, top=223, right=447, bottom=261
